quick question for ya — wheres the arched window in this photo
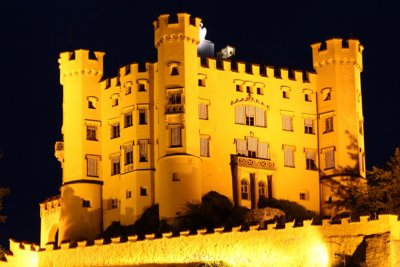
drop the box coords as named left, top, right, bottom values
left=241, top=179, right=249, bottom=200
left=258, top=181, right=266, bottom=198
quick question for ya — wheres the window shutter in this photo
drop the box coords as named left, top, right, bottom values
left=282, top=115, right=292, bottom=130
left=235, top=106, right=245, bottom=124
left=247, top=137, right=258, bottom=152
left=236, top=139, right=247, bottom=155
left=245, top=106, right=256, bottom=116
left=258, top=142, right=268, bottom=159
left=255, top=107, right=265, bottom=127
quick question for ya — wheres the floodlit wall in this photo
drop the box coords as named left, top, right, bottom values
left=3, top=215, right=399, bottom=267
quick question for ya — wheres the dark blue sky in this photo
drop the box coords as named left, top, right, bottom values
left=0, top=0, right=398, bottom=247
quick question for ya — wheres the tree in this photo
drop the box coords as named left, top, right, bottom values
left=330, top=147, right=400, bottom=217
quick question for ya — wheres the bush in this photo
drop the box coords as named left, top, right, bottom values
left=258, top=198, right=316, bottom=221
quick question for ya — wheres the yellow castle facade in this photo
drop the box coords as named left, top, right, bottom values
left=39, top=13, right=365, bottom=247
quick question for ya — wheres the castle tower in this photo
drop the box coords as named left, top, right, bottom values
left=311, top=39, right=365, bottom=213
left=153, top=13, right=203, bottom=218
left=57, top=50, right=105, bottom=243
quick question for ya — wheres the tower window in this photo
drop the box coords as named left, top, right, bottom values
left=305, top=149, right=316, bottom=170
left=86, top=126, right=97, bottom=141
left=324, top=117, right=334, bottom=133
left=112, top=97, right=119, bottom=107
left=138, top=83, right=146, bottom=92
left=282, top=91, right=289, bottom=99
left=305, top=94, right=311, bottom=102
left=324, top=147, right=335, bottom=170
left=304, top=118, right=314, bottom=134
left=110, top=198, right=118, bottom=209
left=138, top=108, right=147, bottom=125
left=138, top=140, right=149, bottom=162
left=246, top=86, right=252, bottom=93
left=170, top=126, right=182, bottom=147
left=82, top=200, right=91, bottom=208
left=88, top=97, right=97, bottom=109
left=111, top=123, right=120, bottom=139
left=198, top=78, right=206, bottom=87
left=236, top=84, right=243, bottom=92
left=124, top=112, right=133, bottom=128
left=140, top=187, right=148, bottom=196
left=86, top=155, right=99, bottom=177
left=200, top=136, right=210, bottom=157
left=126, top=190, right=132, bottom=199
left=324, top=91, right=331, bottom=101
left=111, top=155, right=120, bottom=175
left=171, top=66, right=179, bottom=76
left=256, top=87, right=263, bottom=95
left=198, top=103, right=209, bottom=120
left=125, top=85, right=132, bottom=95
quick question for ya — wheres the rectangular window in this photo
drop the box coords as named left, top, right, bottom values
left=200, top=136, right=210, bottom=157
left=111, top=123, right=120, bottom=139
left=139, top=108, right=147, bottom=125
left=256, top=87, right=263, bottom=95
left=124, top=112, right=133, bottom=128
left=245, top=106, right=255, bottom=126
left=170, top=126, right=182, bottom=147
left=282, top=115, right=293, bottom=131
left=140, top=186, right=148, bottom=196
left=126, top=190, right=132, bottom=199
left=138, top=83, right=146, bottom=92
left=125, top=85, right=132, bottom=95
left=87, top=156, right=99, bottom=177
left=304, top=118, right=314, bottom=134
left=299, top=192, right=307, bottom=200
left=169, top=93, right=181, bottom=104
left=282, top=91, right=289, bottom=99
left=305, top=149, right=316, bottom=170
left=305, top=94, right=311, bottom=102
left=172, top=172, right=180, bottom=182
left=324, top=147, right=335, bottom=169
left=236, top=84, right=242, bottom=92
left=324, top=117, right=334, bottom=133
left=124, top=143, right=133, bottom=168
left=82, top=199, right=91, bottom=208
left=111, top=155, right=120, bottom=175
left=110, top=198, right=118, bottom=209
left=198, top=78, right=205, bottom=87
left=359, top=120, right=363, bottom=135
left=138, top=140, right=149, bottom=162
left=198, top=103, right=208, bottom=120
left=283, top=145, right=295, bottom=167
left=86, top=126, right=97, bottom=141
left=246, top=86, right=251, bottom=93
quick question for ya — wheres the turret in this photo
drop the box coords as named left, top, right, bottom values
left=312, top=39, right=365, bottom=213
left=56, top=49, right=105, bottom=244
left=153, top=13, right=203, bottom=218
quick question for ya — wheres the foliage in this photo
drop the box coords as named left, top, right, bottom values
left=258, top=198, right=316, bottom=221
left=330, top=147, right=400, bottom=217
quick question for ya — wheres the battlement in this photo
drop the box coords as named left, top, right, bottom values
left=311, top=38, right=363, bottom=70
left=58, top=49, right=105, bottom=84
left=199, top=57, right=316, bottom=84
left=154, top=13, right=202, bottom=48
left=39, top=195, right=61, bottom=218
left=3, top=214, right=399, bottom=266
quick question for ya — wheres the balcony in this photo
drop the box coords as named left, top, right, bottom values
left=165, top=104, right=184, bottom=114
left=231, top=154, right=274, bottom=170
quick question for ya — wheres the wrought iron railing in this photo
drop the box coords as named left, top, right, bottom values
left=165, top=104, right=184, bottom=114
left=231, top=154, right=274, bottom=170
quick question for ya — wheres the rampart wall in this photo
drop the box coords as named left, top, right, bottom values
left=1, top=214, right=399, bottom=267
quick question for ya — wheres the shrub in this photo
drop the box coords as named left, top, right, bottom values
left=258, top=198, right=316, bottom=221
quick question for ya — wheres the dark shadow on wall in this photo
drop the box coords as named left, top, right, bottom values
left=60, top=186, right=102, bottom=245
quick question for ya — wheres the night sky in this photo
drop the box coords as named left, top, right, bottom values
left=0, top=0, right=398, bottom=248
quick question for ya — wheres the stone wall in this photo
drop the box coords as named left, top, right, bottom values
left=1, top=215, right=398, bottom=267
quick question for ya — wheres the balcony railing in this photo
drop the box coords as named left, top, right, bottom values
left=165, top=104, right=184, bottom=114
left=231, top=154, right=275, bottom=170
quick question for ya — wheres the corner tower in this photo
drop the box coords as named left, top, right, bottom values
left=312, top=39, right=365, bottom=212
left=153, top=13, right=203, bottom=218
left=57, top=50, right=105, bottom=243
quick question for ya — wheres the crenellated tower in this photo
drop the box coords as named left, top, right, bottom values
left=57, top=50, right=105, bottom=243
left=311, top=39, right=365, bottom=213
left=153, top=13, right=203, bottom=218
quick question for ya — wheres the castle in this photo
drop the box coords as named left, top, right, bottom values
left=38, top=12, right=365, bottom=248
